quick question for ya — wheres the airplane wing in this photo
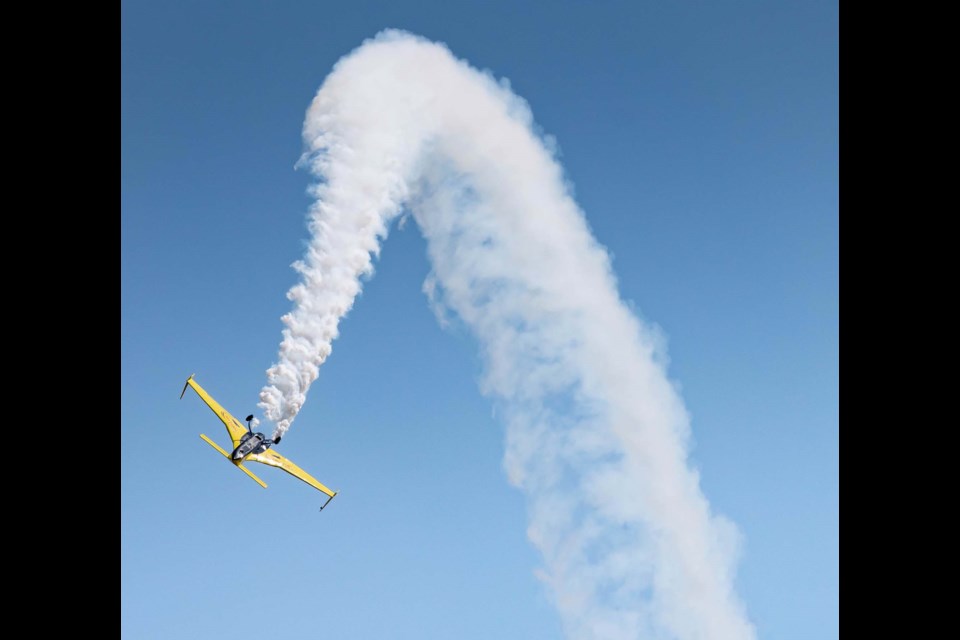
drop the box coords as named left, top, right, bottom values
left=180, top=374, right=249, bottom=448
left=246, top=448, right=338, bottom=505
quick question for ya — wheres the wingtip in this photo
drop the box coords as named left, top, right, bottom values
left=180, top=373, right=197, bottom=399
left=319, top=491, right=338, bottom=512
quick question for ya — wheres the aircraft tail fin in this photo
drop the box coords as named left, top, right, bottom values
left=199, top=434, right=268, bottom=489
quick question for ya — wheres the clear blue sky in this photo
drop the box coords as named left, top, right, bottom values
left=121, top=2, right=838, bottom=639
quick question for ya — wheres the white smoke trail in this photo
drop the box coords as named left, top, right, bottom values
left=260, top=30, right=755, bottom=640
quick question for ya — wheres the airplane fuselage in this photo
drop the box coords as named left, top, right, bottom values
left=232, top=431, right=273, bottom=460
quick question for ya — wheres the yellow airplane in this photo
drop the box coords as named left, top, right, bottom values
left=180, top=374, right=338, bottom=511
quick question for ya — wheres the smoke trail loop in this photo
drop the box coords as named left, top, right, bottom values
left=259, top=30, right=755, bottom=640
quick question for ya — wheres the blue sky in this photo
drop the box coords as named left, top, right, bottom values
left=121, top=2, right=838, bottom=639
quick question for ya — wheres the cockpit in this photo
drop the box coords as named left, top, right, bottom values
left=232, top=431, right=272, bottom=460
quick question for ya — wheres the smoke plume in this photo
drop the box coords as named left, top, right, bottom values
left=260, top=30, right=755, bottom=640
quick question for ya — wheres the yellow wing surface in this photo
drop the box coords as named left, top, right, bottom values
left=180, top=374, right=248, bottom=448
left=246, top=449, right=338, bottom=499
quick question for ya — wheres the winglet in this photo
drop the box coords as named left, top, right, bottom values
left=319, top=491, right=338, bottom=512
left=180, top=374, right=196, bottom=399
